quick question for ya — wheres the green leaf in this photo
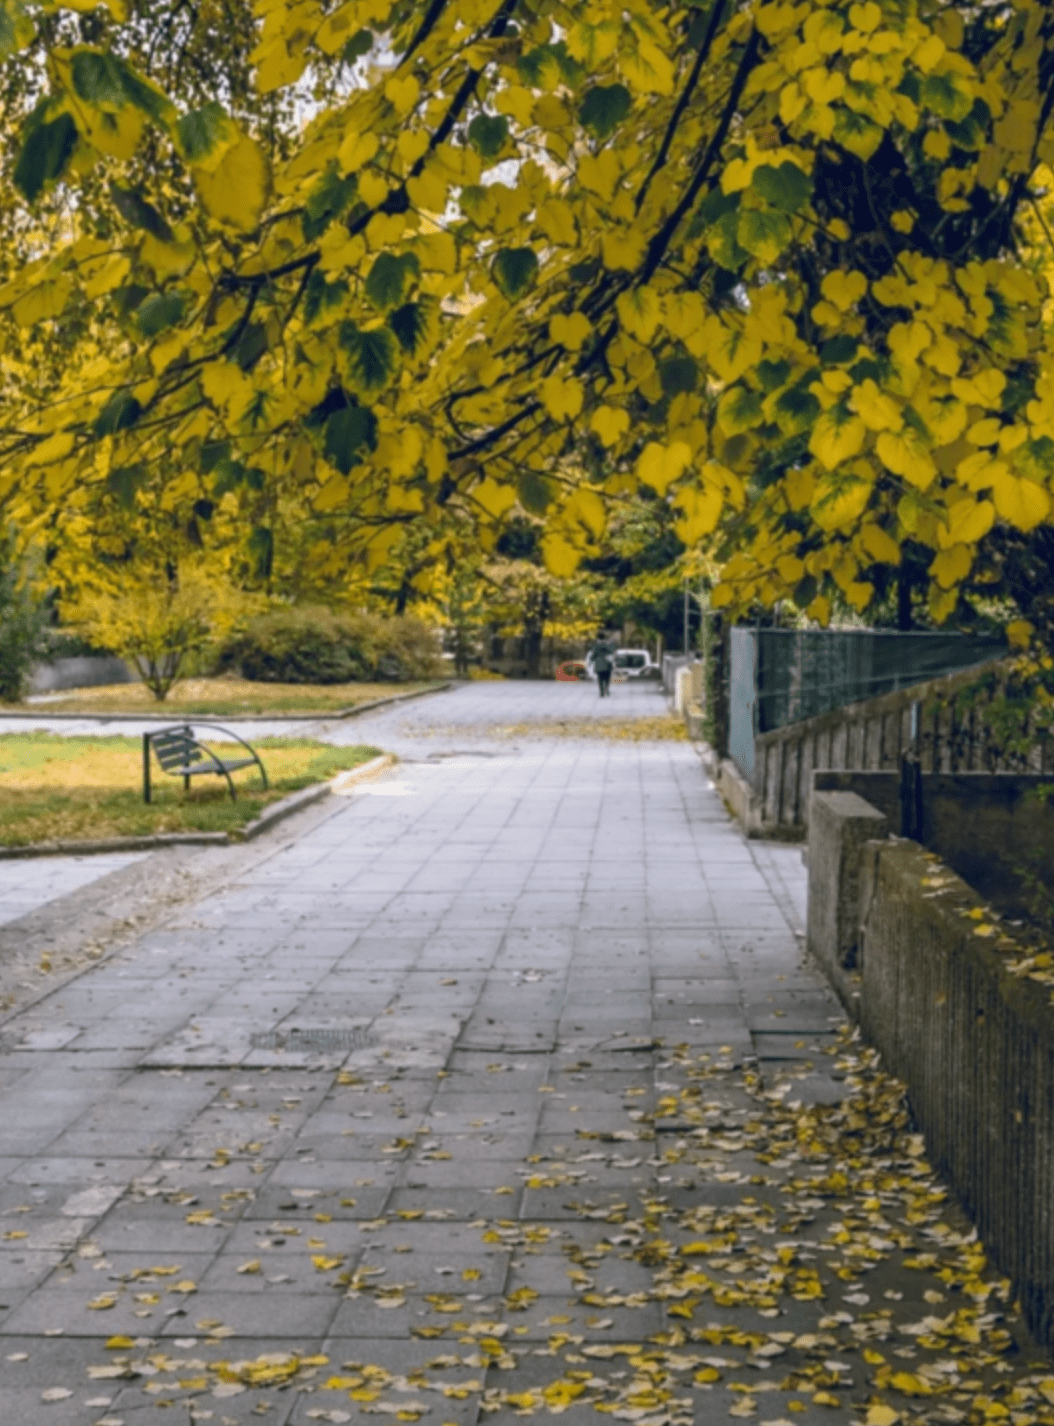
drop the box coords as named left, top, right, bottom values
left=323, top=403, right=378, bottom=474
left=517, top=45, right=562, bottom=90
left=849, top=357, right=883, bottom=383
left=176, top=101, right=232, bottom=163
left=518, top=471, right=553, bottom=512
left=771, top=383, right=820, bottom=435
left=696, top=187, right=738, bottom=227
left=549, top=40, right=585, bottom=88
left=0, top=0, right=33, bottom=59
left=247, top=526, right=274, bottom=580
left=110, top=183, right=173, bottom=241
left=364, top=251, right=419, bottom=310
left=342, top=27, right=373, bottom=61
left=468, top=113, right=508, bottom=159
left=107, top=463, right=148, bottom=508
left=211, top=458, right=245, bottom=496
left=232, top=321, right=268, bottom=371
left=303, top=271, right=349, bottom=326
left=706, top=209, right=748, bottom=269
left=302, top=166, right=357, bottom=241
left=659, top=358, right=698, bottom=397
left=492, top=247, right=538, bottom=299
left=200, top=439, right=231, bottom=473
left=822, top=335, right=858, bottom=364
left=920, top=71, right=974, bottom=122
left=388, top=300, right=429, bottom=354
left=751, top=161, right=811, bottom=213
left=13, top=111, right=78, bottom=202
left=579, top=84, right=631, bottom=139
left=737, top=208, right=791, bottom=264
left=137, top=291, right=186, bottom=337
left=94, top=391, right=142, bottom=435
left=339, top=322, right=400, bottom=390
left=70, top=50, right=170, bottom=122
left=756, top=359, right=791, bottom=392
left=793, top=574, right=818, bottom=609
left=719, top=386, right=764, bottom=433
left=113, top=284, right=150, bottom=318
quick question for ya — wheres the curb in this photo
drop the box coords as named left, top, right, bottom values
left=4, top=682, right=453, bottom=726
left=0, top=831, right=230, bottom=860
left=0, top=754, right=398, bottom=860
left=330, top=752, right=397, bottom=795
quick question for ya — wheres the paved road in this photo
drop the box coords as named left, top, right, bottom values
left=0, top=682, right=1042, bottom=1424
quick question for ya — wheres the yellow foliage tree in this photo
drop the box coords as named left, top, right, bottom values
left=2, top=0, right=1054, bottom=637
left=70, top=565, right=250, bottom=699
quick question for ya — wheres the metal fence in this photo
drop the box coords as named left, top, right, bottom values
left=728, top=627, right=1007, bottom=781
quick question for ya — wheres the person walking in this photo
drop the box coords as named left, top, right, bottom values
left=589, top=631, right=616, bottom=698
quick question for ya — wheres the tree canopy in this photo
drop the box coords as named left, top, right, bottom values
left=2, top=0, right=1054, bottom=641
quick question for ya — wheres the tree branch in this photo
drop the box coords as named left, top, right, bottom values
left=449, top=400, right=542, bottom=459
left=637, top=27, right=760, bottom=288
left=400, top=0, right=452, bottom=67
left=635, top=0, right=726, bottom=214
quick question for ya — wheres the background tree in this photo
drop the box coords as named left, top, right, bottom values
left=2, top=0, right=1054, bottom=653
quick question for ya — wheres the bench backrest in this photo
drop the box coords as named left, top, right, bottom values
left=150, top=727, right=211, bottom=772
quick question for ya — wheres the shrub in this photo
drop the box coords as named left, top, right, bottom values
left=69, top=566, right=244, bottom=701
left=219, top=607, right=443, bottom=684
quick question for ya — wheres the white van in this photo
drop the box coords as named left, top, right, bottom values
left=585, top=648, right=661, bottom=680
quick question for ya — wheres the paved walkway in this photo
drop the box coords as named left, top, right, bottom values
left=0, top=854, right=148, bottom=929
left=0, top=683, right=1045, bottom=1424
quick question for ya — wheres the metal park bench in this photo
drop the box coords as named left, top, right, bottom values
left=142, top=723, right=268, bottom=803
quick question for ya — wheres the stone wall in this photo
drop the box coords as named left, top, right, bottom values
left=807, top=779, right=1054, bottom=1353
left=857, top=839, right=1054, bottom=1351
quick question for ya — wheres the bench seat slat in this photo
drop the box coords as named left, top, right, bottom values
left=143, top=723, right=269, bottom=804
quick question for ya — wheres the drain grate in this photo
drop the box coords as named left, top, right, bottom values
left=250, top=1027, right=373, bottom=1051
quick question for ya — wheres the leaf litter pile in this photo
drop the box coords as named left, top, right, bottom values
left=20, top=1032, right=1054, bottom=1426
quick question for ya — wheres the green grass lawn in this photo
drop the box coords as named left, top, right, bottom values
left=0, top=733, right=382, bottom=846
left=16, top=675, right=444, bottom=718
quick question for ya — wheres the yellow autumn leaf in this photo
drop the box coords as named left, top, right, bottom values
left=850, top=379, right=903, bottom=432
left=590, top=405, right=630, bottom=447
left=541, top=375, right=584, bottom=421
left=820, top=269, right=868, bottom=310
left=990, top=472, right=1050, bottom=530
left=12, top=276, right=72, bottom=327
left=811, top=473, right=873, bottom=530
left=1006, top=618, right=1034, bottom=649
left=338, top=129, right=379, bottom=174
left=549, top=312, right=591, bottom=350
left=673, top=483, right=723, bottom=544
left=941, top=498, right=994, bottom=547
left=620, top=36, right=674, bottom=95
left=858, top=522, right=901, bottom=564
left=601, top=229, right=648, bottom=270
left=866, top=1408, right=900, bottom=1426
left=637, top=440, right=691, bottom=494
left=890, top=1372, right=934, bottom=1397
left=809, top=410, right=866, bottom=469
left=193, top=133, right=269, bottom=230
left=930, top=544, right=972, bottom=589
left=615, top=285, right=661, bottom=341
left=876, top=430, right=936, bottom=489
left=541, top=534, right=582, bottom=576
